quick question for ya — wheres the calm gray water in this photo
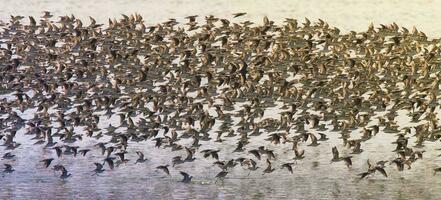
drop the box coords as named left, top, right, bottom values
left=2, top=1, right=441, bottom=200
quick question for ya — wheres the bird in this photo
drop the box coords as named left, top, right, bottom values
left=103, top=157, right=115, bottom=170
left=351, top=142, right=363, bottom=154
left=331, top=146, right=340, bottom=162
left=294, top=148, right=305, bottom=160
left=180, top=171, right=192, bottom=183
left=331, top=147, right=352, bottom=168
left=248, top=149, right=261, bottom=160
left=41, top=11, right=53, bottom=19
left=201, top=149, right=220, bottom=160
left=92, top=163, right=105, bottom=176
left=184, top=147, right=196, bottom=162
left=233, top=12, right=247, bottom=18
left=135, top=151, right=147, bottom=164
left=40, top=158, right=54, bottom=168
left=215, top=171, right=228, bottom=183
left=281, top=163, right=295, bottom=174
left=185, top=15, right=198, bottom=24
left=78, top=149, right=91, bottom=156
left=318, top=133, right=329, bottom=141
left=244, top=159, right=259, bottom=176
left=307, top=133, right=320, bottom=146
left=53, top=165, right=71, bottom=180
left=358, top=160, right=387, bottom=179
left=262, top=159, right=275, bottom=175
left=115, top=152, right=129, bottom=163
left=60, top=167, right=72, bottom=180
left=53, top=146, right=63, bottom=158
left=172, top=156, right=185, bottom=167
left=434, top=167, right=441, bottom=175
left=2, top=152, right=15, bottom=159
left=96, top=143, right=107, bottom=155
left=156, top=165, right=170, bottom=176
left=3, top=164, right=14, bottom=174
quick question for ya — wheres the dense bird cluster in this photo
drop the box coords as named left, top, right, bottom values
left=1, top=12, right=441, bottom=182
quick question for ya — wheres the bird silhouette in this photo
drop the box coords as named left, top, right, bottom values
left=40, top=158, right=54, bottom=168
left=180, top=171, right=192, bottom=183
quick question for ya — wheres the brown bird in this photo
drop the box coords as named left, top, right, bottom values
left=262, top=159, right=275, bottom=175
left=294, top=148, right=305, bottom=160
left=330, top=147, right=352, bottom=168
left=281, top=162, right=295, bottom=174
left=359, top=160, right=387, bottom=179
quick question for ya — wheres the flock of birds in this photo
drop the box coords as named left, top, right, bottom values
left=1, top=12, right=441, bottom=184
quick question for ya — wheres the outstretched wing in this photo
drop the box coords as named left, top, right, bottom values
left=343, top=156, right=352, bottom=167
left=185, top=147, right=194, bottom=160
left=358, top=172, right=369, bottom=179
left=375, top=167, right=387, bottom=177
left=136, top=151, right=144, bottom=159
left=105, top=158, right=114, bottom=169
left=180, top=171, right=190, bottom=179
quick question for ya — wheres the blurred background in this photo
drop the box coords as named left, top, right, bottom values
left=0, top=0, right=440, bottom=37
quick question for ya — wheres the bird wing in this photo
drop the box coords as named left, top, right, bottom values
left=72, top=147, right=78, bottom=156
left=117, top=153, right=125, bottom=161
left=55, top=147, right=62, bottom=157
left=95, top=162, right=103, bottom=168
left=136, top=151, right=144, bottom=159
left=266, top=159, right=271, bottom=166
left=216, top=171, right=228, bottom=178
left=267, top=150, right=276, bottom=159
left=180, top=171, right=190, bottom=179
left=81, top=149, right=90, bottom=156
left=62, top=168, right=68, bottom=176
left=296, top=149, right=305, bottom=157
left=233, top=12, right=247, bottom=18
left=354, top=142, right=361, bottom=151
left=239, top=62, right=248, bottom=82
left=200, top=149, right=211, bottom=154
left=249, top=150, right=260, bottom=160
left=162, top=166, right=170, bottom=175
left=309, top=133, right=318, bottom=143
left=358, top=172, right=370, bottom=179
left=185, top=147, right=194, bottom=159
left=343, top=157, right=352, bottom=167
left=332, top=147, right=339, bottom=160
left=106, top=158, right=114, bottom=169
left=396, top=161, right=404, bottom=171
left=375, top=167, right=387, bottom=177
left=211, top=151, right=219, bottom=160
